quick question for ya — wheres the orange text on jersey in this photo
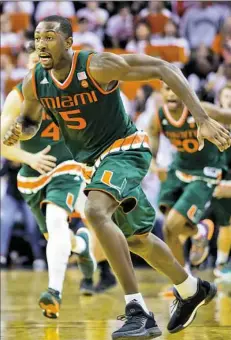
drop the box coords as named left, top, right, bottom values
left=40, top=91, right=98, bottom=109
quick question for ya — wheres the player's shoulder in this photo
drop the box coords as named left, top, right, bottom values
left=22, top=68, right=38, bottom=100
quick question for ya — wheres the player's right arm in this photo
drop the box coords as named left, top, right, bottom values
left=148, top=112, right=167, bottom=182
left=17, top=70, right=43, bottom=140
left=1, top=88, right=57, bottom=174
left=202, top=102, right=231, bottom=125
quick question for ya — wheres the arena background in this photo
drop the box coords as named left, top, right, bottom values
left=0, top=0, right=230, bottom=270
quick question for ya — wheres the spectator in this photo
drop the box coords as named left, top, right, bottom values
left=205, top=61, right=231, bottom=102
left=0, top=55, right=13, bottom=109
left=73, top=17, right=104, bottom=52
left=120, top=91, right=133, bottom=118
left=12, top=49, right=30, bottom=80
left=106, top=4, right=133, bottom=48
left=0, top=14, right=22, bottom=51
left=76, top=1, right=109, bottom=38
left=180, top=1, right=230, bottom=49
left=139, top=1, right=176, bottom=35
left=3, top=1, right=34, bottom=15
left=35, top=1, right=75, bottom=23
left=170, top=1, right=197, bottom=17
left=151, top=19, right=190, bottom=68
left=126, top=20, right=152, bottom=54
left=132, top=84, right=155, bottom=129
left=213, top=17, right=231, bottom=61
left=183, top=44, right=220, bottom=96
left=0, top=160, right=45, bottom=270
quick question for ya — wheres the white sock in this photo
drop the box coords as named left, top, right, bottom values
left=46, top=204, right=71, bottom=294
left=174, top=275, right=198, bottom=299
left=216, top=251, right=229, bottom=266
left=192, top=223, right=207, bottom=240
left=125, top=293, right=149, bottom=314
left=72, top=235, right=87, bottom=254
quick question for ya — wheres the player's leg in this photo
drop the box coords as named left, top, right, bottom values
left=158, top=168, right=195, bottom=265
left=74, top=182, right=116, bottom=292
left=92, top=232, right=117, bottom=292
left=182, top=180, right=216, bottom=266
left=163, top=209, right=192, bottom=266
left=37, top=175, right=97, bottom=318
left=85, top=190, right=139, bottom=295
left=20, top=201, right=45, bottom=271
left=125, top=188, right=216, bottom=334
left=213, top=198, right=231, bottom=277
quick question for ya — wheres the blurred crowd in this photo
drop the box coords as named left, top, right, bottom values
left=0, top=1, right=231, bottom=270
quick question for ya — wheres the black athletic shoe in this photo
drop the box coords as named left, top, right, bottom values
left=79, top=278, right=94, bottom=296
left=95, top=272, right=117, bottom=293
left=112, top=300, right=162, bottom=340
left=168, top=278, right=217, bottom=333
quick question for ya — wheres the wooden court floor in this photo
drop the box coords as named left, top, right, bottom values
left=1, top=269, right=231, bottom=340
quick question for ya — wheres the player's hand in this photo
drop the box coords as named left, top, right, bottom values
left=28, top=145, right=57, bottom=175
left=213, top=181, right=231, bottom=199
left=197, top=116, right=231, bottom=152
left=3, top=122, right=22, bottom=146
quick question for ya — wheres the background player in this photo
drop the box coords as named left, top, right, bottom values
left=149, top=82, right=226, bottom=267
left=6, top=16, right=230, bottom=340
left=1, top=42, right=97, bottom=316
left=204, top=84, right=231, bottom=280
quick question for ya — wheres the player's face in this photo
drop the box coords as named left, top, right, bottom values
left=27, top=51, right=39, bottom=70
left=161, top=84, right=182, bottom=111
left=220, top=88, right=231, bottom=109
left=34, top=21, right=70, bottom=70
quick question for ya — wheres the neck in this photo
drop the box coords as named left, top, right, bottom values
left=168, top=104, right=184, bottom=118
left=51, top=53, right=73, bottom=82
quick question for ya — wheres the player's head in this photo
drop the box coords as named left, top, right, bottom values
left=161, top=82, right=182, bottom=111
left=219, top=83, right=231, bottom=109
left=34, top=15, right=73, bottom=70
left=25, top=41, right=39, bottom=70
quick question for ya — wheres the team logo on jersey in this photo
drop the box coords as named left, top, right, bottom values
left=81, top=80, right=89, bottom=88
left=77, top=71, right=87, bottom=80
left=40, top=77, right=49, bottom=84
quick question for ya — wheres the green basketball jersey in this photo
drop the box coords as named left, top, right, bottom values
left=225, top=147, right=231, bottom=168
left=158, top=105, right=225, bottom=174
left=15, top=82, right=74, bottom=178
left=33, top=50, right=136, bottom=165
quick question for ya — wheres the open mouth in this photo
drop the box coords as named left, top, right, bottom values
left=167, top=100, right=178, bottom=104
left=39, top=53, right=52, bottom=63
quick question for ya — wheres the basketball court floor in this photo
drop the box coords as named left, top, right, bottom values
left=1, top=269, right=231, bottom=340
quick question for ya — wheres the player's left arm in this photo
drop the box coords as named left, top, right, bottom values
left=89, top=53, right=230, bottom=152
left=201, top=101, right=231, bottom=125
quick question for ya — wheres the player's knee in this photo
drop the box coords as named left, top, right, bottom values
left=84, top=193, right=117, bottom=226
left=46, top=203, right=69, bottom=236
left=127, top=234, right=149, bottom=255
left=85, top=199, right=107, bottom=226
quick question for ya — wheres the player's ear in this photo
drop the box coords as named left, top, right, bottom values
left=65, top=37, right=73, bottom=50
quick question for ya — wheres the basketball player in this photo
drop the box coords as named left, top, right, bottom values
left=203, top=85, right=231, bottom=278
left=4, top=16, right=230, bottom=339
left=1, top=42, right=97, bottom=306
left=149, top=82, right=227, bottom=267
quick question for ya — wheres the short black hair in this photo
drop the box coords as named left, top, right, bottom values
left=41, top=15, right=73, bottom=38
